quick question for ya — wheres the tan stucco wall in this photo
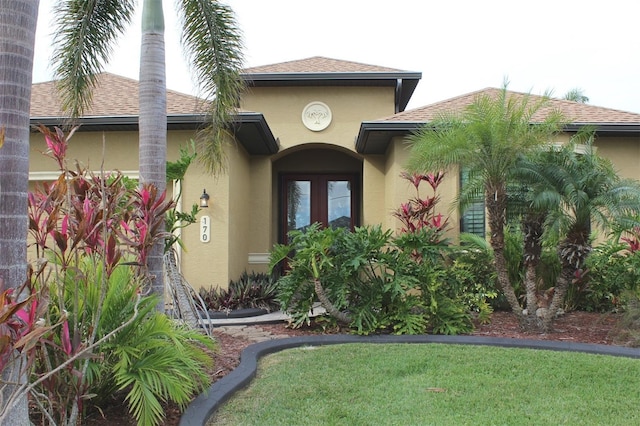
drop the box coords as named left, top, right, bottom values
left=242, top=86, right=396, bottom=152
left=29, top=130, right=188, bottom=172
left=595, top=135, right=640, bottom=181
left=383, top=138, right=461, bottom=240
left=27, top=96, right=640, bottom=293
left=178, top=141, right=254, bottom=290
left=247, top=156, right=273, bottom=273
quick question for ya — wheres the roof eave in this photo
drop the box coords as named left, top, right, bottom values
left=242, top=71, right=422, bottom=82
left=563, top=123, right=640, bottom=136
left=30, top=113, right=280, bottom=156
left=231, top=113, right=280, bottom=155
left=242, top=71, right=422, bottom=113
left=356, top=121, right=640, bottom=155
left=355, top=121, right=422, bottom=154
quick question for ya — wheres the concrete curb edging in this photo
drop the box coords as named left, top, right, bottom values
left=179, top=335, right=640, bottom=426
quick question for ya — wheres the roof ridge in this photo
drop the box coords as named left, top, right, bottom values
left=242, top=56, right=408, bottom=74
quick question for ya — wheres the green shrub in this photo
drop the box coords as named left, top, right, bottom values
left=35, top=260, right=215, bottom=426
left=270, top=224, right=474, bottom=335
left=444, top=246, right=498, bottom=323
left=578, top=240, right=640, bottom=312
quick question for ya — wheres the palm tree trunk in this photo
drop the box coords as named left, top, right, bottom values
left=542, top=271, right=570, bottom=332
left=522, top=214, right=545, bottom=330
left=543, top=235, right=591, bottom=332
left=139, top=0, right=167, bottom=311
left=0, top=1, right=39, bottom=423
left=486, top=185, right=522, bottom=318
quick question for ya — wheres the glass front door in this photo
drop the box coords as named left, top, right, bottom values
left=282, top=174, right=357, bottom=242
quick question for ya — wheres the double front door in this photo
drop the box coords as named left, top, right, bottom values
left=282, top=174, right=357, bottom=242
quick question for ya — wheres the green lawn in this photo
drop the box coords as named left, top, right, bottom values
left=210, top=343, right=640, bottom=425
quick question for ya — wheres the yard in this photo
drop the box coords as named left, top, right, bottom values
left=209, top=342, right=640, bottom=425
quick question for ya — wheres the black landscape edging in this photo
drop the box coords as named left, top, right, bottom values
left=179, top=334, right=640, bottom=426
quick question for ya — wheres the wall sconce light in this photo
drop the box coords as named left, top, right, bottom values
left=199, top=189, right=210, bottom=208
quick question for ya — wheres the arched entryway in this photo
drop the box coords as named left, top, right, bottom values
left=272, top=146, right=362, bottom=243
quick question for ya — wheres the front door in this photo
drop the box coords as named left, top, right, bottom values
left=282, top=174, right=357, bottom=242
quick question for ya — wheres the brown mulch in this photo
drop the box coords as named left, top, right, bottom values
left=80, top=311, right=632, bottom=425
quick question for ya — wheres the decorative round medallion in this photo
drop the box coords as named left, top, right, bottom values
left=302, top=101, right=332, bottom=131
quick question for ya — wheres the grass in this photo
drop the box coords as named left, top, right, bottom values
left=210, top=343, right=640, bottom=425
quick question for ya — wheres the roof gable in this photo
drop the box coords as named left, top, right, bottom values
left=241, top=56, right=421, bottom=113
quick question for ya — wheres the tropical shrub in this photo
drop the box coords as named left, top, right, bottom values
left=270, top=171, right=479, bottom=335
left=579, top=236, right=640, bottom=312
left=444, top=246, right=498, bottom=323
left=200, top=271, right=280, bottom=312
left=270, top=224, right=473, bottom=335
left=0, top=125, right=215, bottom=426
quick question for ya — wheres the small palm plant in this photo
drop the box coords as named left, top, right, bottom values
left=516, top=134, right=640, bottom=331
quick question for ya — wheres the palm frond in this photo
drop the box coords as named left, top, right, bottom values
left=178, top=0, right=245, bottom=174
left=52, top=0, right=136, bottom=118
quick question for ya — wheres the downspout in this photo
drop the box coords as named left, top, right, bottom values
left=395, top=78, right=402, bottom=113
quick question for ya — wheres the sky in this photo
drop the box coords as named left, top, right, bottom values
left=33, top=0, right=640, bottom=113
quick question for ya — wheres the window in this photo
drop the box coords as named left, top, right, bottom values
left=459, top=169, right=485, bottom=237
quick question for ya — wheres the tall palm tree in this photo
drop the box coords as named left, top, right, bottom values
left=51, top=0, right=245, bottom=307
left=516, top=137, right=640, bottom=331
left=0, top=1, right=40, bottom=422
left=407, top=83, right=566, bottom=319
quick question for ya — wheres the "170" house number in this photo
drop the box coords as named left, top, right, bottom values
left=200, top=215, right=211, bottom=243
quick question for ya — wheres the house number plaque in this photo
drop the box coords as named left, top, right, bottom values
left=200, top=215, right=211, bottom=243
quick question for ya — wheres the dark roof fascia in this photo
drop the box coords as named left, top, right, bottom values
left=355, top=121, right=422, bottom=154
left=563, top=123, right=640, bottom=136
left=242, top=71, right=422, bottom=112
left=356, top=121, right=640, bottom=155
left=30, top=113, right=279, bottom=156
left=230, top=112, right=279, bottom=155
left=30, top=115, right=206, bottom=131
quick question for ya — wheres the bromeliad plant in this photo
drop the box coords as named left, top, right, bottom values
left=200, top=271, right=280, bottom=313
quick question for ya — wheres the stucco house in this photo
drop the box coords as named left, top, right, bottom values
left=29, top=56, right=640, bottom=291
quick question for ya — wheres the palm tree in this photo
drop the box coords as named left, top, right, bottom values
left=407, top=83, right=566, bottom=320
left=563, top=88, right=589, bottom=103
left=0, top=1, right=40, bottom=422
left=516, top=136, right=640, bottom=331
left=51, top=0, right=245, bottom=307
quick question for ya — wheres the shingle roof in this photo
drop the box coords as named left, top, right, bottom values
left=382, top=88, right=640, bottom=124
left=30, top=73, right=207, bottom=117
left=242, top=56, right=406, bottom=74
left=241, top=56, right=421, bottom=113
left=356, top=88, right=640, bottom=154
